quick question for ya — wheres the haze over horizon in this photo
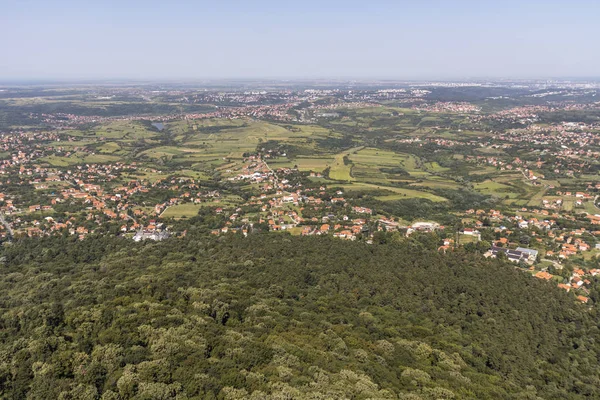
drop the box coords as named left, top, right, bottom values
left=1, top=0, right=599, bottom=81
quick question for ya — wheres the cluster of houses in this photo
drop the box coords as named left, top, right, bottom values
left=0, top=150, right=234, bottom=240
left=2, top=93, right=600, bottom=307
left=532, top=267, right=599, bottom=304
left=458, top=205, right=600, bottom=303
left=462, top=206, right=600, bottom=260
left=414, top=102, right=481, bottom=113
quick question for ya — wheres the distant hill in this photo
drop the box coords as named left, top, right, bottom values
left=0, top=233, right=598, bottom=399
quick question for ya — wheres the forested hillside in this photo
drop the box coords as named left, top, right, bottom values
left=1, top=233, right=599, bottom=399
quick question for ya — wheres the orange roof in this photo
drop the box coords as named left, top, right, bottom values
left=535, top=271, right=553, bottom=280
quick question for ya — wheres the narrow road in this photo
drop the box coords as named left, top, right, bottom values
left=262, top=158, right=292, bottom=196
left=0, top=212, right=14, bottom=239
left=159, top=206, right=170, bottom=218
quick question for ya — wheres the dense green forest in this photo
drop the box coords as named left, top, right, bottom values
left=1, top=233, right=599, bottom=399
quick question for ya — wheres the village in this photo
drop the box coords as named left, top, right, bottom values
left=1, top=85, right=599, bottom=307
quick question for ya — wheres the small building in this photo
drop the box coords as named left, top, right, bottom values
left=515, top=247, right=539, bottom=262
left=488, top=246, right=529, bottom=263
left=133, top=230, right=170, bottom=242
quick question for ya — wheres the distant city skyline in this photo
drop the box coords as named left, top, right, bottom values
left=1, top=0, right=599, bottom=80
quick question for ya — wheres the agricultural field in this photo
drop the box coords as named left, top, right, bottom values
left=474, top=180, right=521, bottom=199
left=338, top=182, right=447, bottom=202
left=95, top=121, right=159, bottom=140
left=269, top=156, right=333, bottom=171
left=40, top=153, right=122, bottom=166
left=161, top=195, right=244, bottom=219
left=139, top=146, right=201, bottom=159
left=96, top=142, right=122, bottom=153
left=167, top=118, right=247, bottom=138
left=346, top=148, right=418, bottom=181
left=59, top=121, right=159, bottom=141
left=160, top=203, right=203, bottom=218
left=409, top=179, right=461, bottom=190
left=423, top=162, right=450, bottom=173
left=27, top=109, right=581, bottom=223
left=328, top=152, right=355, bottom=181
left=584, top=201, right=600, bottom=215
left=33, top=113, right=543, bottom=216
left=349, top=147, right=408, bottom=167
left=468, top=166, right=499, bottom=175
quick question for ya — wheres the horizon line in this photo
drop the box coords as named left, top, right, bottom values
left=2, top=76, right=600, bottom=86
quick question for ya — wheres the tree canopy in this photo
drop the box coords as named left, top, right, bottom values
left=0, top=233, right=598, bottom=399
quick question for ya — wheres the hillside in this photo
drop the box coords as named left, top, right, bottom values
left=1, top=233, right=599, bottom=399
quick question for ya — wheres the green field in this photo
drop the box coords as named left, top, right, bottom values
left=474, top=180, right=521, bottom=199
left=160, top=203, right=203, bottom=218
left=97, top=142, right=122, bottom=153
left=139, top=146, right=197, bottom=159
left=339, top=182, right=447, bottom=202
left=328, top=151, right=358, bottom=181
left=61, top=121, right=159, bottom=141
left=458, top=233, right=480, bottom=244
left=584, top=201, right=600, bottom=215
left=349, top=148, right=407, bottom=166
left=468, top=166, right=499, bottom=175
left=409, top=179, right=461, bottom=189
left=424, top=162, right=450, bottom=172
left=161, top=195, right=245, bottom=218
left=270, top=156, right=333, bottom=172
left=41, top=153, right=122, bottom=166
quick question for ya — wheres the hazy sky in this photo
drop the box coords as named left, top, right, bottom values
left=1, top=0, right=599, bottom=80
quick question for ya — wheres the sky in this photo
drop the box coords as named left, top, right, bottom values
left=1, top=0, right=599, bottom=81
